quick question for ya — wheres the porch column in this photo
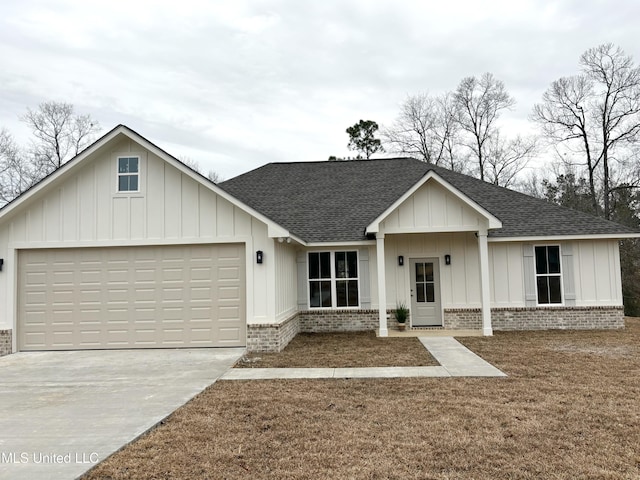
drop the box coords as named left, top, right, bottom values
left=477, top=229, right=493, bottom=336
left=376, top=234, right=388, bottom=337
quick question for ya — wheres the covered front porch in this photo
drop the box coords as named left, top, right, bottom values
left=365, top=170, right=502, bottom=338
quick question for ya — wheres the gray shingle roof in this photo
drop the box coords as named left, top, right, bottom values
left=219, top=158, right=639, bottom=243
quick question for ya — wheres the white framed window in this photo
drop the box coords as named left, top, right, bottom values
left=117, top=156, right=140, bottom=192
left=534, top=245, right=563, bottom=305
left=308, top=251, right=359, bottom=308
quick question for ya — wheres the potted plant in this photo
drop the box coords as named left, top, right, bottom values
left=394, top=301, right=409, bottom=331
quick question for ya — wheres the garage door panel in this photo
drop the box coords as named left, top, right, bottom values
left=18, top=244, right=246, bottom=350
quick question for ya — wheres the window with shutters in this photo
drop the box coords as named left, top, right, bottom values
left=534, top=245, right=563, bottom=304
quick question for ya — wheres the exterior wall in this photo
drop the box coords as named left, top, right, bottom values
left=274, top=241, right=298, bottom=322
left=0, top=329, right=11, bottom=357
left=0, top=133, right=273, bottom=344
left=442, top=307, right=624, bottom=330
left=573, top=240, right=623, bottom=306
left=488, top=242, right=525, bottom=307
left=378, top=179, right=486, bottom=234
left=298, top=310, right=378, bottom=332
left=379, top=232, right=481, bottom=311
left=247, top=313, right=299, bottom=353
left=487, top=239, right=623, bottom=308
left=492, top=306, right=624, bottom=330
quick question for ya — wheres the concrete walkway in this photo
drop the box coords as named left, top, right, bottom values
left=221, top=337, right=506, bottom=380
left=0, top=348, right=244, bottom=480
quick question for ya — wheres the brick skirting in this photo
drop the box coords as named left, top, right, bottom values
left=298, top=309, right=379, bottom=333
left=443, top=306, right=625, bottom=331
left=246, top=314, right=300, bottom=353
left=491, top=306, right=625, bottom=330
left=0, top=329, right=12, bottom=357
left=443, top=309, right=482, bottom=329
left=247, top=306, right=625, bottom=352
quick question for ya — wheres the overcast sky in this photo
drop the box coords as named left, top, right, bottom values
left=2, top=0, right=640, bottom=180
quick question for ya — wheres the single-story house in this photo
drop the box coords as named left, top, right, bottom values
left=0, top=124, right=638, bottom=355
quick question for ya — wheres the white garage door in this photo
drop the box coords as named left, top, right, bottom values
left=18, top=244, right=246, bottom=351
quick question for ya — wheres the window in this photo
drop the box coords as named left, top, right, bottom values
left=117, top=156, right=139, bottom=192
left=309, top=251, right=359, bottom=308
left=535, top=245, right=562, bottom=304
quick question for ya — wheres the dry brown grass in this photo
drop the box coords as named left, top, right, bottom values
left=84, top=319, right=640, bottom=480
left=236, top=331, right=438, bottom=368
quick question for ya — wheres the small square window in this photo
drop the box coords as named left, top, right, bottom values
left=117, top=157, right=140, bottom=192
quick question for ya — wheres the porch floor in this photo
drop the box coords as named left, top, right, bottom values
left=384, top=328, right=483, bottom=337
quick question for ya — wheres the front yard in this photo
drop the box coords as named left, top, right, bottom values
left=84, top=320, right=640, bottom=479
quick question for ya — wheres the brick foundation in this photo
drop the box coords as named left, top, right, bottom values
left=0, top=329, right=12, bottom=357
left=443, top=309, right=482, bottom=329
left=298, top=309, right=379, bottom=333
left=247, top=310, right=380, bottom=352
left=443, top=306, right=625, bottom=331
left=491, top=306, right=624, bottom=330
left=246, top=314, right=300, bottom=353
left=246, top=306, right=625, bottom=352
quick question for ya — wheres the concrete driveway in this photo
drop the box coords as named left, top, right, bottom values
left=0, top=348, right=244, bottom=480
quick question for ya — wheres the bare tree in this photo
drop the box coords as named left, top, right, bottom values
left=0, top=128, right=37, bottom=205
left=383, top=92, right=464, bottom=170
left=207, top=170, right=223, bottom=183
left=21, top=101, right=100, bottom=174
left=532, top=43, right=640, bottom=219
left=454, top=73, right=516, bottom=181
left=484, top=134, right=537, bottom=187
left=178, top=156, right=223, bottom=183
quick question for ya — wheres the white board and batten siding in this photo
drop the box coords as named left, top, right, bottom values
left=488, top=240, right=622, bottom=307
left=0, top=134, right=274, bottom=350
left=372, top=234, right=623, bottom=311
left=370, top=232, right=482, bottom=310
left=378, top=180, right=487, bottom=235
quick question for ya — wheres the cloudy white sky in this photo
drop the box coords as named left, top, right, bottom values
left=1, top=0, right=639, bottom=180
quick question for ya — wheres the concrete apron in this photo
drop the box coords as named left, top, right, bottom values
left=0, top=348, right=244, bottom=480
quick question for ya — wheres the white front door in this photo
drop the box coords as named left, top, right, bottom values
left=410, top=258, right=442, bottom=327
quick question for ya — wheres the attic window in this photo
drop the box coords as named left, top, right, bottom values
left=117, top=156, right=139, bottom=192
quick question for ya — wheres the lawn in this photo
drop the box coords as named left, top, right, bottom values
left=84, top=319, right=640, bottom=479
left=236, top=331, right=438, bottom=368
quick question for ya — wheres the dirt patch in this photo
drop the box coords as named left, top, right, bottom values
left=236, top=331, right=438, bottom=368
left=84, top=319, right=640, bottom=479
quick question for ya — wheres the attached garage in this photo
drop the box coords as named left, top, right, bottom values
left=18, top=244, right=246, bottom=351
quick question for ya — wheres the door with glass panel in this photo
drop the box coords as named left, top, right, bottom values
left=410, top=258, right=442, bottom=326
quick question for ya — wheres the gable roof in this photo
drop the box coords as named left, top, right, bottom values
left=219, top=157, right=640, bottom=243
left=0, top=125, right=292, bottom=239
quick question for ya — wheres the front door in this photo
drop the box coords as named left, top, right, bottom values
left=410, top=258, right=442, bottom=327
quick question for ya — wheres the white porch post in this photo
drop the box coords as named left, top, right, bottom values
left=478, top=229, right=493, bottom=336
left=376, top=234, right=388, bottom=337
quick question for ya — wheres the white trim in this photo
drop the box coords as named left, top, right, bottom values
left=533, top=244, right=565, bottom=307
left=376, top=235, right=388, bottom=337
left=380, top=225, right=482, bottom=235
left=8, top=236, right=254, bottom=250
left=365, top=170, right=502, bottom=234
left=305, top=240, right=376, bottom=247
left=477, top=230, right=493, bottom=335
left=489, top=233, right=640, bottom=242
